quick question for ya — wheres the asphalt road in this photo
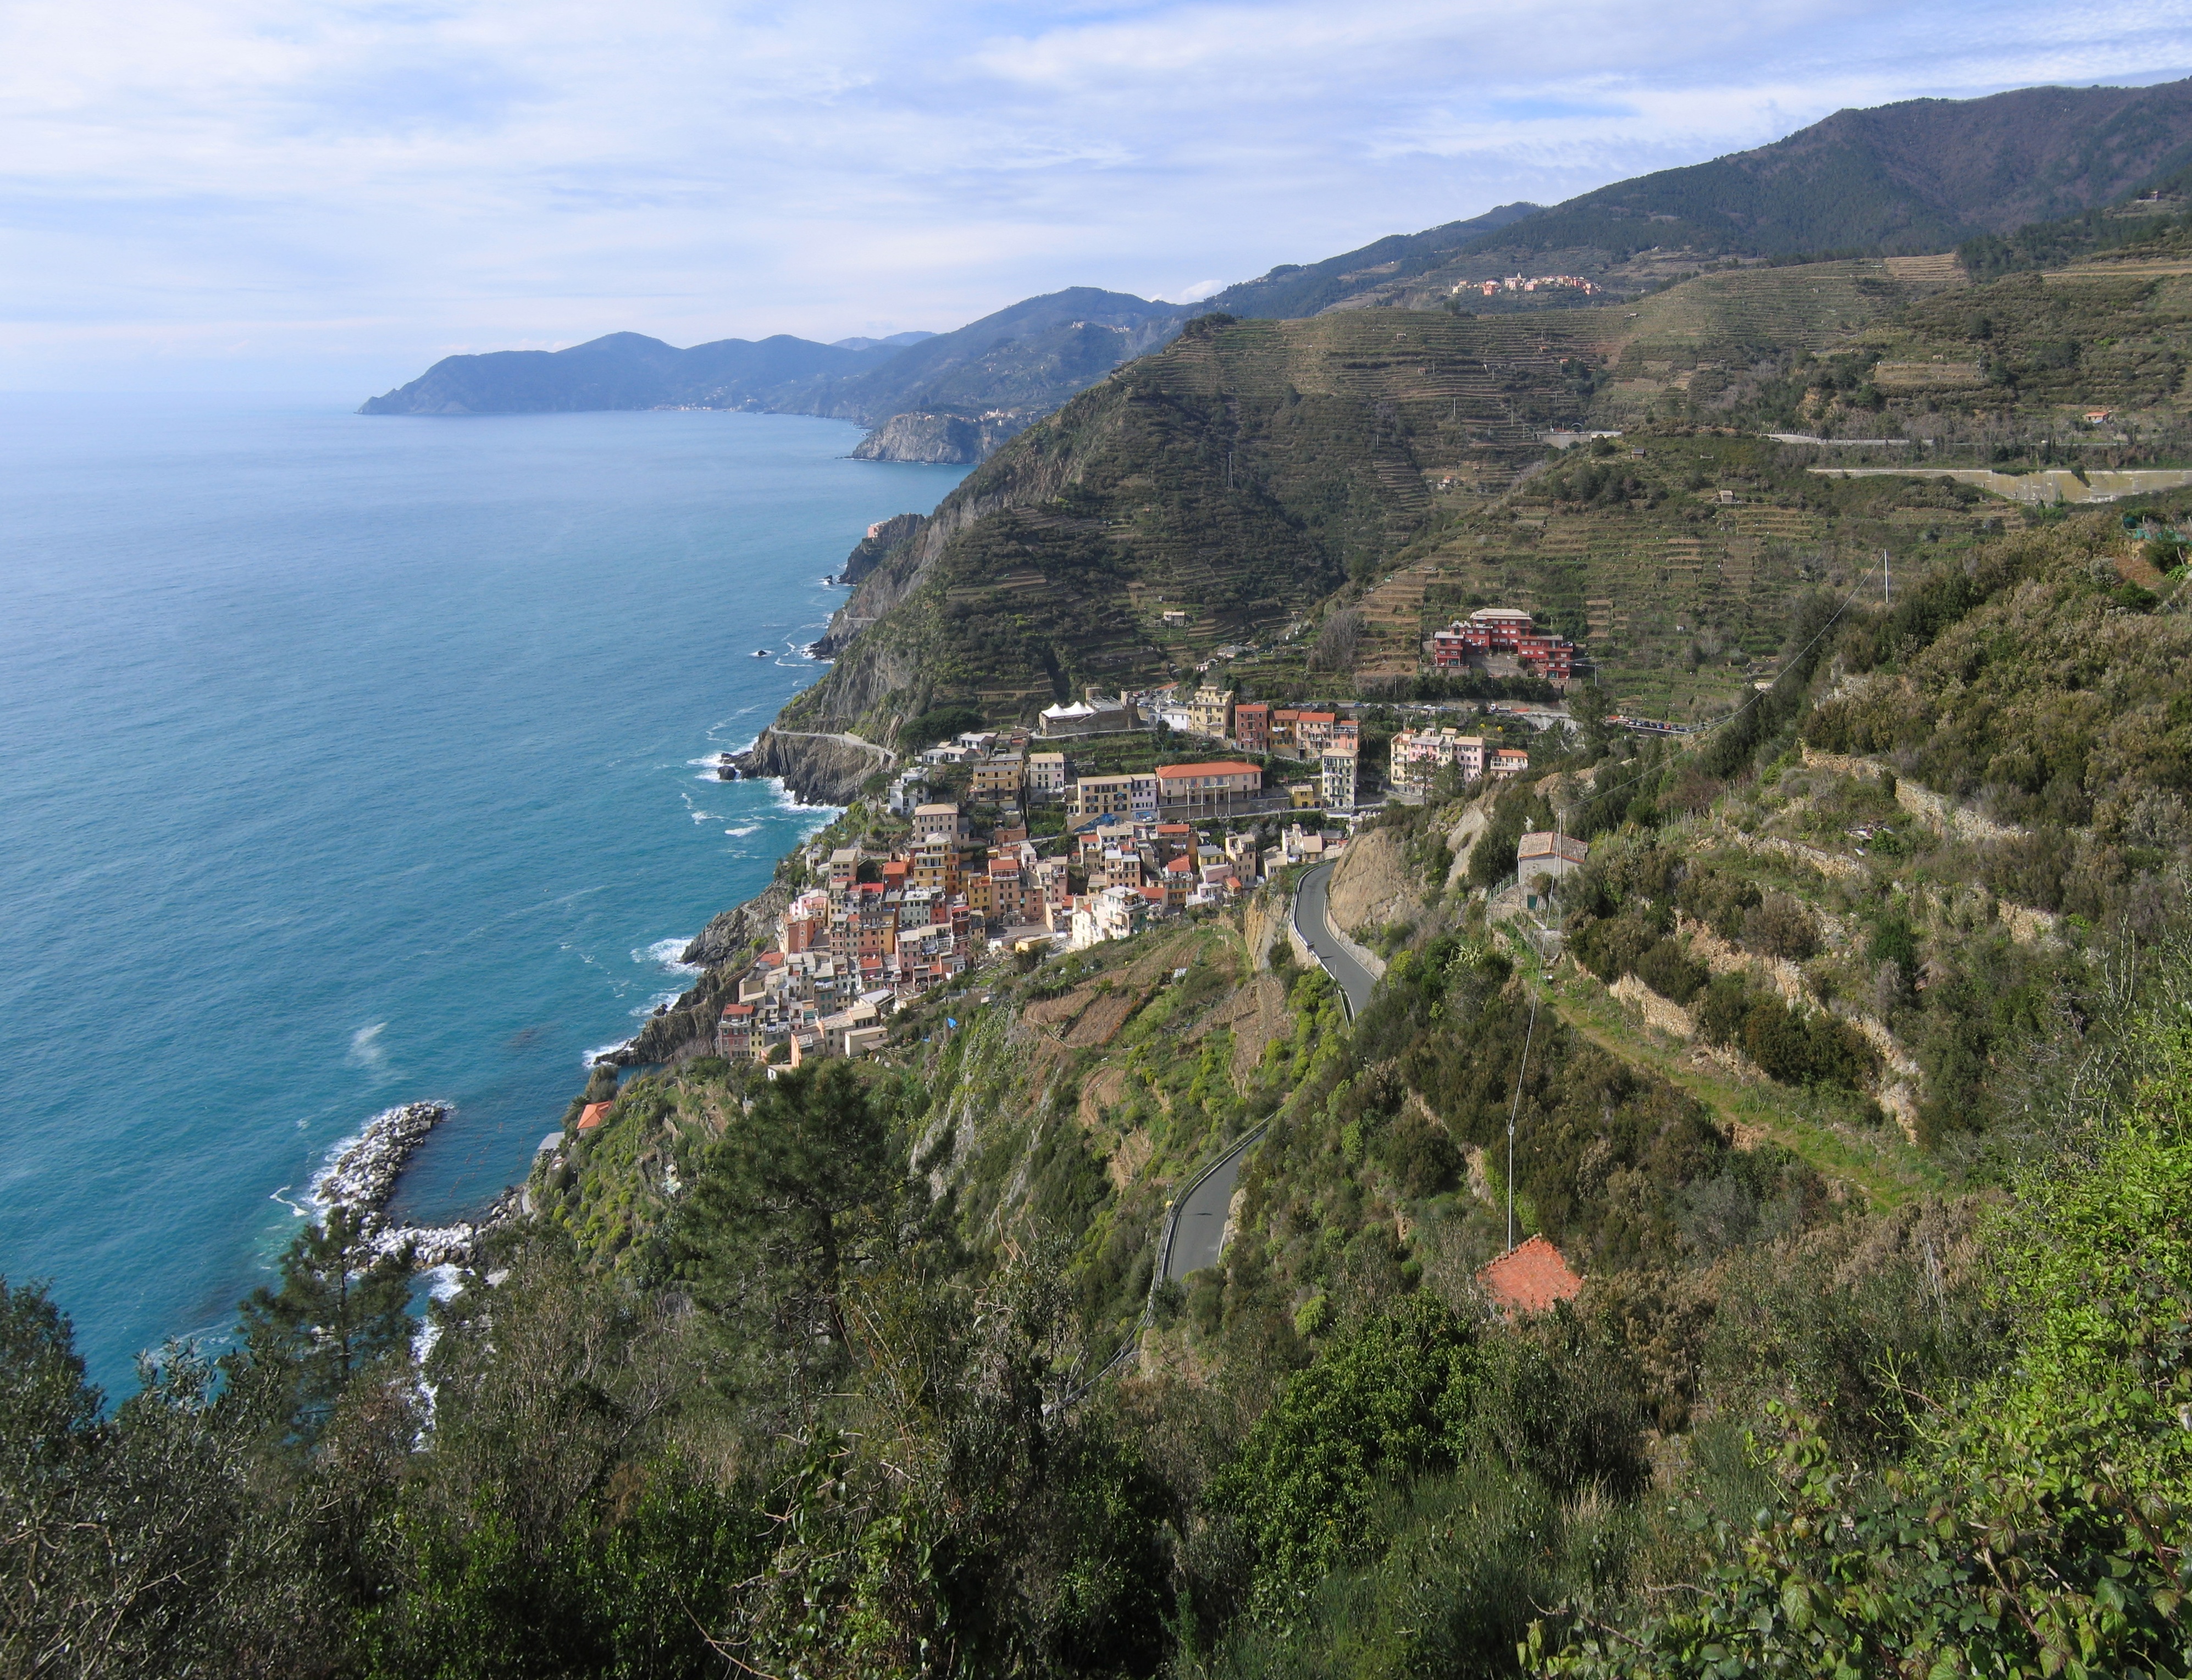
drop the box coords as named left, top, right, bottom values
left=1164, top=1137, right=1255, bottom=1282
left=1293, top=860, right=1379, bottom=1019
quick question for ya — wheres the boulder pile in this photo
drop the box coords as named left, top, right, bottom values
left=312, top=1101, right=512, bottom=1269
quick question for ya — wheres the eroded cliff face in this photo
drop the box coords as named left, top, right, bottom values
left=849, top=411, right=1031, bottom=464
left=735, top=727, right=894, bottom=805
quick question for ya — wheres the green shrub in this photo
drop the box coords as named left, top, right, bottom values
left=1635, top=939, right=1708, bottom=1005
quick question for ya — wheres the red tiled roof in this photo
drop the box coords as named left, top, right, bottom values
left=721, top=1002, right=754, bottom=1018
left=1475, top=1234, right=1581, bottom=1314
left=577, top=1102, right=613, bottom=1132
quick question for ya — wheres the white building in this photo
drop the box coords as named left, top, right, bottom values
left=1068, top=885, right=1147, bottom=951
left=1320, top=737, right=1360, bottom=811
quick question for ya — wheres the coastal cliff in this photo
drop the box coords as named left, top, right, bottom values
left=850, top=409, right=1031, bottom=464
left=735, top=725, right=893, bottom=805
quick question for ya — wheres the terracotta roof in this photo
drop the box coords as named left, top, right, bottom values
left=577, top=1102, right=613, bottom=1132
left=1475, top=1234, right=1582, bottom=1314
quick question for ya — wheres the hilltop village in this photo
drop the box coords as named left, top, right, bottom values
left=704, top=617, right=1565, bottom=1072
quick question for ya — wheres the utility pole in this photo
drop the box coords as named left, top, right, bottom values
left=1506, top=986, right=1538, bottom=1254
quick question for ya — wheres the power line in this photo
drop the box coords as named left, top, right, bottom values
left=1568, top=555, right=1886, bottom=818
left=1505, top=985, right=1538, bottom=1254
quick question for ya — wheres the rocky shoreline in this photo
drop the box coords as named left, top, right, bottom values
left=719, top=726, right=890, bottom=805
left=311, top=1101, right=512, bottom=1268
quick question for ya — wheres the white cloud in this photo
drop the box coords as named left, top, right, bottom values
left=0, top=0, right=2187, bottom=390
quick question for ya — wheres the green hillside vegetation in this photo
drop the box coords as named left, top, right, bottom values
left=1474, top=79, right=2192, bottom=264
left=785, top=309, right=1600, bottom=741
left=800, top=247, right=2192, bottom=744
left=14, top=508, right=2192, bottom=1677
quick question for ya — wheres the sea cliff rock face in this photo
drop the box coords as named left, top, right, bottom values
left=683, top=877, right=796, bottom=968
left=837, top=513, right=925, bottom=590
left=850, top=411, right=1031, bottom=464
left=618, top=873, right=800, bottom=1066
left=736, top=727, right=893, bottom=805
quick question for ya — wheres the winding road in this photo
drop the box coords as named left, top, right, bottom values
left=1293, top=860, right=1380, bottom=1019
left=1158, top=860, right=1377, bottom=1283
left=1162, top=1133, right=1258, bottom=1282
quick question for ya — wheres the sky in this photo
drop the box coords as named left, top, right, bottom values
left=3, top=1, right=2190, bottom=395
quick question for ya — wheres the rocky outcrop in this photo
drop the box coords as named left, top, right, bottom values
left=623, top=871, right=802, bottom=1068
left=731, top=727, right=894, bottom=805
left=683, top=877, right=796, bottom=969
left=1327, top=826, right=1425, bottom=935
left=850, top=410, right=1031, bottom=464
left=837, top=513, right=925, bottom=590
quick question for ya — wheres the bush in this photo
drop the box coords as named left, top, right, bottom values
left=1744, top=892, right=1818, bottom=961
left=1635, top=939, right=1708, bottom=1005
left=1696, top=974, right=1752, bottom=1046
left=900, top=702, right=986, bottom=751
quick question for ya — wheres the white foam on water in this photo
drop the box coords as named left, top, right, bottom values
left=690, top=810, right=719, bottom=823
left=723, top=823, right=759, bottom=838
left=583, top=1038, right=633, bottom=1067
left=630, top=989, right=683, bottom=1019
left=767, top=777, right=842, bottom=817
left=637, top=936, right=700, bottom=974
left=268, top=1185, right=312, bottom=1219
left=348, top=1022, right=389, bottom=1070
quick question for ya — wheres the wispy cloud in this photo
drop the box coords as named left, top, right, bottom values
left=1, top=0, right=2187, bottom=390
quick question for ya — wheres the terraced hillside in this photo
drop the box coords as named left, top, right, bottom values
left=782, top=311, right=1599, bottom=742
left=1359, top=430, right=2030, bottom=720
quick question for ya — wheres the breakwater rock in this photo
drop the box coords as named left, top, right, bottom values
left=313, top=1101, right=450, bottom=1212
left=312, top=1101, right=510, bottom=1269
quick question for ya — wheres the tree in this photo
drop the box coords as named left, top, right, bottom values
left=677, top=1062, right=901, bottom=1380
left=230, top=1206, right=416, bottom=1444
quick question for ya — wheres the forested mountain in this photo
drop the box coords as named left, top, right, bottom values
left=360, top=78, right=2192, bottom=447
left=1476, top=77, right=2192, bottom=262
left=356, top=329, right=893, bottom=415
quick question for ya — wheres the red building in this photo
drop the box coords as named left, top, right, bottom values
left=1232, top=701, right=1271, bottom=752
left=1431, top=608, right=1578, bottom=683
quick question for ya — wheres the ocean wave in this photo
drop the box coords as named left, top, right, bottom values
left=689, top=809, right=719, bottom=823
left=348, top=1021, right=390, bottom=1071
left=583, top=1038, right=633, bottom=1067
left=722, top=823, right=760, bottom=838
left=638, top=936, right=700, bottom=973
left=767, top=777, right=843, bottom=817
left=630, top=989, right=683, bottom=1019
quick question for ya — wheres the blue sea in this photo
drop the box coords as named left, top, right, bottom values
left=0, top=395, right=964, bottom=1393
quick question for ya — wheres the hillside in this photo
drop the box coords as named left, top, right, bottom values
left=787, top=245, right=2192, bottom=756
left=1204, top=202, right=1542, bottom=319
left=356, top=329, right=891, bottom=415
left=1476, top=77, right=2192, bottom=262
left=21, top=500, right=2192, bottom=1676
left=358, top=289, right=1187, bottom=462
left=1227, top=79, right=2192, bottom=321
left=771, top=308, right=1601, bottom=754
